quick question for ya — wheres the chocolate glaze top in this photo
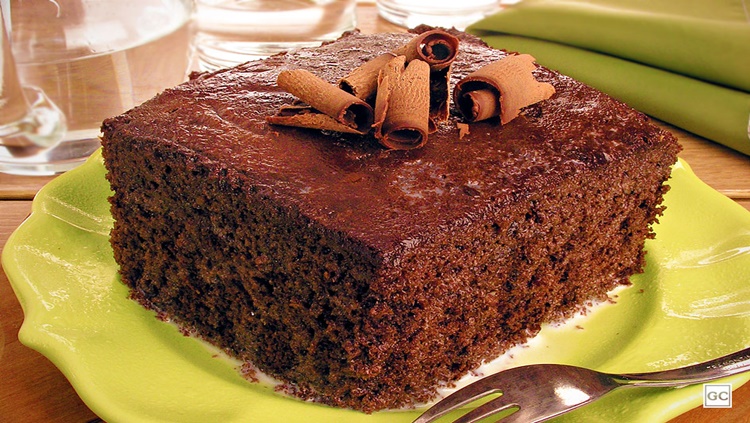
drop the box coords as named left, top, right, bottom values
left=104, top=30, right=676, bottom=257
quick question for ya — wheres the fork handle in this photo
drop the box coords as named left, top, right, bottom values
left=614, top=346, right=750, bottom=387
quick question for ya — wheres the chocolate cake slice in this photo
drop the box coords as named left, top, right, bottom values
left=101, top=29, right=680, bottom=412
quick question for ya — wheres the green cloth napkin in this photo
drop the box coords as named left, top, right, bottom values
left=468, top=0, right=750, bottom=156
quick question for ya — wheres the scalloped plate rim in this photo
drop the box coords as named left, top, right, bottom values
left=3, top=152, right=750, bottom=422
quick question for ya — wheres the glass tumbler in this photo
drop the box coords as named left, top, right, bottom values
left=195, top=0, right=357, bottom=71
left=0, top=0, right=195, bottom=176
left=376, top=0, right=503, bottom=30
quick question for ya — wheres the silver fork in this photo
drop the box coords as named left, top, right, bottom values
left=414, top=347, right=750, bottom=423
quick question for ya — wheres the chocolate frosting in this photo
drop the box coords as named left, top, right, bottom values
left=104, top=30, right=673, bottom=258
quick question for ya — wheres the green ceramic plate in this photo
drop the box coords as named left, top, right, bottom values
left=4, top=150, right=750, bottom=423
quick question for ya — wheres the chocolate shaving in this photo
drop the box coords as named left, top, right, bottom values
left=392, top=29, right=459, bottom=71
left=339, top=29, right=458, bottom=124
left=394, top=29, right=458, bottom=124
left=457, top=122, right=470, bottom=140
left=269, top=31, right=463, bottom=149
left=373, top=56, right=406, bottom=138
left=274, top=69, right=374, bottom=133
left=454, top=54, right=556, bottom=125
left=339, top=53, right=396, bottom=101
left=267, top=104, right=366, bottom=134
left=373, top=56, right=431, bottom=150
left=428, top=67, right=452, bottom=125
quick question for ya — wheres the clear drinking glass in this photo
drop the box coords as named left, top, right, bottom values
left=195, top=0, right=358, bottom=71
left=0, top=0, right=195, bottom=176
left=0, top=3, right=65, bottom=164
left=376, top=0, right=502, bottom=30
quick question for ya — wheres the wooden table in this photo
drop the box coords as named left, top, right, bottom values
left=2, top=4, right=749, bottom=422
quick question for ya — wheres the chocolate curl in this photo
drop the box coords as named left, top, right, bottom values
left=267, top=104, right=365, bottom=134
left=394, top=29, right=459, bottom=124
left=429, top=67, right=452, bottom=125
left=454, top=54, right=556, bottom=125
left=275, top=69, right=374, bottom=133
left=372, top=56, right=405, bottom=140
left=339, top=53, right=396, bottom=101
left=392, top=29, right=459, bottom=71
left=339, top=30, right=459, bottom=124
left=373, top=56, right=431, bottom=150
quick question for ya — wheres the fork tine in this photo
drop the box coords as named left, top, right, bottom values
left=451, top=394, right=519, bottom=423
left=412, top=385, right=502, bottom=423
